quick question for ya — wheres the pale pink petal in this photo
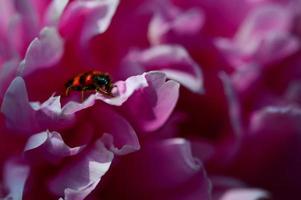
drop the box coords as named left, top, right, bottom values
left=24, top=130, right=84, bottom=165
left=44, top=0, right=69, bottom=26
left=49, top=140, right=114, bottom=200
left=219, top=72, right=242, bottom=136
left=1, top=77, right=37, bottom=133
left=1, top=77, right=74, bottom=134
left=211, top=176, right=270, bottom=200
left=0, top=58, right=19, bottom=103
left=148, top=3, right=204, bottom=45
left=3, top=159, right=29, bottom=200
left=59, top=0, right=119, bottom=44
left=215, top=4, right=299, bottom=66
left=219, top=188, right=270, bottom=200
left=98, top=138, right=211, bottom=200
left=125, top=45, right=204, bottom=93
left=123, top=71, right=180, bottom=132
left=19, top=27, right=64, bottom=76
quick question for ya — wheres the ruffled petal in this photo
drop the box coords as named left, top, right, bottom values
left=125, top=45, right=204, bottom=93
left=19, top=27, right=64, bottom=76
left=49, top=140, right=114, bottom=200
left=92, top=106, right=140, bottom=155
left=123, top=71, right=180, bottom=132
left=148, top=3, right=204, bottom=45
left=24, top=130, right=84, bottom=165
left=61, top=71, right=150, bottom=114
left=1, top=77, right=74, bottom=134
left=98, top=138, right=212, bottom=200
left=215, top=4, right=299, bottom=67
left=59, top=0, right=119, bottom=44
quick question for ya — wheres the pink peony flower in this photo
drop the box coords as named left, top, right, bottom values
left=0, top=0, right=210, bottom=199
left=1, top=0, right=301, bottom=199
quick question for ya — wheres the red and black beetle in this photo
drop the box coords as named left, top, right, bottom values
left=65, top=70, right=115, bottom=100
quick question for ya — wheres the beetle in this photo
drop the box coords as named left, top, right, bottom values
left=65, top=70, right=115, bottom=101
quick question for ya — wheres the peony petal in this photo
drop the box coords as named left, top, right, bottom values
left=59, top=0, right=119, bottom=44
left=0, top=58, right=19, bottom=103
left=219, top=188, right=270, bottom=200
left=250, top=106, right=301, bottom=134
left=92, top=105, right=140, bottom=155
left=1, top=77, right=37, bottom=133
left=215, top=4, right=299, bottom=67
left=123, top=71, right=180, bottom=132
left=98, top=138, right=212, bottom=200
left=44, top=0, right=69, bottom=26
left=61, top=71, right=150, bottom=114
left=1, top=77, right=74, bottom=134
left=235, top=4, right=293, bottom=47
left=19, top=27, right=64, bottom=76
left=49, top=140, right=114, bottom=200
left=24, top=130, right=84, bottom=165
left=3, top=159, right=29, bottom=200
left=125, top=45, right=204, bottom=93
left=148, top=3, right=204, bottom=45
left=219, top=72, right=242, bottom=136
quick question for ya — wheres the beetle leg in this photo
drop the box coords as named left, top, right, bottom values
left=81, top=90, right=85, bottom=102
left=65, top=87, right=71, bottom=96
left=96, top=87, right=114, bottom=97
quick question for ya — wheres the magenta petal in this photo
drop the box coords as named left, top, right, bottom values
left=125, top=45, right=204, bottom=93
left=124, top=71, right=180, bottom=132
left=250, top=106, right=301, bottom=135
left=24, top=130, right=84, bottom=165
left=59, top=0, right=119, bottom=44
left=100, top=138, right=211, bottom=200
left=49, top=140, right=114, bottom=199
left=19, top=27, right=64, bottom=76
left=3, top=159, right=29, bottom=200
left=92, top=106, right=140, bottom=155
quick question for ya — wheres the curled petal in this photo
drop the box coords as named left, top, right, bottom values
left=61, top=71, right=151, bottom=115
left=59, top=0, right=119, bottom=44
left=125, top=45, right=204, bottom=93
left=99, top=138, right=211, bottom=200
left=19, top=27, right=64, bottom=76
left=250, top=106, right=301, bottom=134
left=49, top=140, right=114, bottom=200
left=24, top=130, right=84, bottom=165
left=92, top=106, right=140, bottom=155
left=1, top=77, right=74, bottom=134
left=1, top=77, right=38, bottom=133
left=123, top=71, right=180, bottom=132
